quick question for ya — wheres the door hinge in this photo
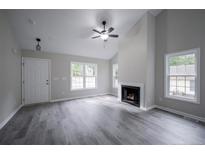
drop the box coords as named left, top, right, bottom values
left=22, top=80, right=24, bottom=84
left=22, top=62, right=24, bottom=66
left=23, top=98, right=25, bottom=102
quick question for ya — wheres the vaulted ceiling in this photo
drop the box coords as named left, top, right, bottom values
left=7, top=9, right=161, bottom=59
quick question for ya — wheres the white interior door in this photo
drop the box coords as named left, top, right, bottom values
left=24, top=58, right=50, bottom=104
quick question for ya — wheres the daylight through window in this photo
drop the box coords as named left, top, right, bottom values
left=71, top=62, right=97, bottom=90
left=165, top=49, right=200, bottom=103
left=113, top=64, right=118, bottom=88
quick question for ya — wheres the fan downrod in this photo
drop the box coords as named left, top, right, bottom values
left=102, top=21, right=106, bottom=26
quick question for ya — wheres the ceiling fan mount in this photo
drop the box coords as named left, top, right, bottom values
left=92, top=20, right=119, bottom=41
left=35, top=38, right=41, bottom=51
left=102, top=20, right=106, bottom=26
left=36, top=38, right=41, bottom=42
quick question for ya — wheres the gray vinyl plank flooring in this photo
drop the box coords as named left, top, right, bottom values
left=0, top=95, right=205, bottom=145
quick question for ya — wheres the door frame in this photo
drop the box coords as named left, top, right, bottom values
left=22, top=57, right=51, bottom=105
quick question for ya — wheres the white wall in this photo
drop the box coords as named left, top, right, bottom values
left=109, top=53, right=118, bottom=96
left=118, top=12, right=155, bottom=109
left=155, top=10, right=205, bottom=118
left=0, top=11, right=22, bottom=124
left=22, top=50, right=110, bottom=101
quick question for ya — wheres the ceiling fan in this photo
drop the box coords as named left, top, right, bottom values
left=92, top=21, right=119, bottom=41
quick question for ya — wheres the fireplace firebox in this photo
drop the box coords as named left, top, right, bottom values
left=121, top=85, right=140, bottom=107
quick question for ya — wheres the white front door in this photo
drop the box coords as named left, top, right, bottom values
left=23, top=58, right=50, bottom=104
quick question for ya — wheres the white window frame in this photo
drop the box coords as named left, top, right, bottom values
left=164, top=48, right=200, bottom=104
left=112, top=64, right=118, bottom=89
left=70, top=62, right=97, bottom=91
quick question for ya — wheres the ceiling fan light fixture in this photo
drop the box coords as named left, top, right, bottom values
left=100, top=34, right=108, bottom=40
left=36, top=38, right=41, bottom=51
left=36, top=44, right=41, bottom=51
left=92, top=20, right=119, bottom=42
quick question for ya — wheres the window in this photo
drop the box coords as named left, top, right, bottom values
left=112, top=64, right=118, bottom=88
left=71, top=62, right=97, bottom=90
left=85, top=64, right=97, bottom=88
left=165, top=48, right=200, bottom=103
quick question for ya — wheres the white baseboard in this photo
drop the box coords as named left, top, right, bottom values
left=50, top=93, right=110, bottom=103
left=156, top=105, right=205, bottom=123
left=109, top=93, right=118, bottom=97
left=143, top=105, right=157, bottom=111
left=0, top=105, right=23, bottom=130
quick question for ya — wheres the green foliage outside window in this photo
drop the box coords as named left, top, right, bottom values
left=72, top=63, right=96, bottom=76
left=169, top=54, right=195, bottom=66
left=72, top=63, right=83, bottom=76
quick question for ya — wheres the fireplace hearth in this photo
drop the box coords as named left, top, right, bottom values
left=121, top=85, right=140, bottom=107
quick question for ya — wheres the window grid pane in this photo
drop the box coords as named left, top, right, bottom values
left=168, top=75, right=196, bottom=99
left=71, top=63, right=97, bottom=90
left=113, top=64, right=118, bottom=88
left=85, top=77, right=96, bottom=88
left=167, top=51, right=197, bottom=101
left=72, top=76, right=83, bottom=89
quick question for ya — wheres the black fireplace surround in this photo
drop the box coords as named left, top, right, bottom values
left=121, top=85, right=140, bottom=107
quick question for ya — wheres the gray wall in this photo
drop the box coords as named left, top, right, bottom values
left=119, top=13, right=147, bottom=84
left=0, top=11, right=22, bottom=124
left=109, top=53, right=118, bottom=96
left=118, top=12, right=155, bottom=109
left=155, top=10, right=205, bottom=117
left=22, top=50, right=110, bottom=100
left=145, top=12, right=156, bottom=108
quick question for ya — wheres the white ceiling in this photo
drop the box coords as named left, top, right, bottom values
left=7, top=9, right=159, bottom=59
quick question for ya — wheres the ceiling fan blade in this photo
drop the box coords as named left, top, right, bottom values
left=108, top=27, right=114, bottom=33
left=93, top=29, right=101, bottom=34
left=109, top=34, right=119, bottom=38
left=92, top=35, right=100, bottom=39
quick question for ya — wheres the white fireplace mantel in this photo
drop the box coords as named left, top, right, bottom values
left=118, top=81, right=145, bottom=110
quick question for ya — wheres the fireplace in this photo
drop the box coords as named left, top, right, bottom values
left=121, top=85, right=140, bottom=107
